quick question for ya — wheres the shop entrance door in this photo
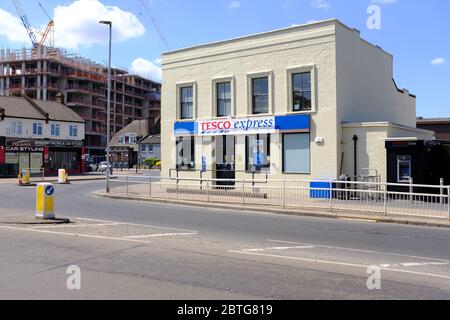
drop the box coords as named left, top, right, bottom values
left=18, top=153, right=29, bottom=172
left=215, top=136, right=235, bottom=186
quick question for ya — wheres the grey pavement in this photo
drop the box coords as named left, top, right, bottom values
left=0, top=177, right=449, bottom=299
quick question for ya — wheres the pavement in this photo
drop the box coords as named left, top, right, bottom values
left=0, top=177, right=449, bottom=299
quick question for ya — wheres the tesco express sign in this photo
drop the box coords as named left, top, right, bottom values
left=199, top=117, right=275, bottom=136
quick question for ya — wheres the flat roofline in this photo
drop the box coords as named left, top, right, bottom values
left=341, top=121, right=435, bottom=135
left=417, top=117, right=450, bottom=124
left=162, top=18, right=345, bottom=57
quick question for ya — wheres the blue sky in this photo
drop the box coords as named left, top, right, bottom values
left=0, top=0, right=449, bottom=117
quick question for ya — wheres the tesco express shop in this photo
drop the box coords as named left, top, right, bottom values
left=173, top=114, right=310, bottom=183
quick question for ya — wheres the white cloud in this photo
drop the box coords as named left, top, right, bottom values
left=0, top=8, right=30, bottom=44
left=229, top=1, right=242, bottom=9
left=130, top=58, right=162, bottom=80
left=431, top=57, right=447, bottom=66
left=52, top=0, right=145, bottom=49
left=310, top=0, right=330, bottom=9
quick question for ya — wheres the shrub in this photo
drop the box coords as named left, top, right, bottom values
left=144, top=157, right=160, bottom=168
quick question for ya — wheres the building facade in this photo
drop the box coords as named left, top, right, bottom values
left=417, top=118, right=450, bottom=140
left=161, top=19, right=434, bottom=184
left=0, top=46, right=161, bottom=161
left=0, top=95, right=85, bottom=176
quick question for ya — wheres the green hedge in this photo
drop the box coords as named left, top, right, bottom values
left=144, top=157, right=160, bottom=168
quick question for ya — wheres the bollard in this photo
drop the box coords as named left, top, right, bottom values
left=58, top=169, right=66, bottom=184
left=440, top=178, right=444, bottom=205
left=36, top=182, right=55, bottom=219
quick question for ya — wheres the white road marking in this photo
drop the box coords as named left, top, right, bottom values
left=75, top=217, right=197, bottom=233
left=28, top=223, right=120, bottom=229
left=267, top=239, right=450, bottom=263
left=380, top=262, right=449, bottom=268
left=228, top=250, right=450, bottom=281
left=0, top=219, right=198, bottom=243
left=0, top=225, right=153, bottom=244
left=124, top=232, right=198, bottom=239
left=242, top=246, right=315, bottom=252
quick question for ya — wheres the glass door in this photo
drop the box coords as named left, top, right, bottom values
left=215, top=135, right=235, bottom=186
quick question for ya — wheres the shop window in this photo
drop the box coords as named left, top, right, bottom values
left=32, top=123, right=43, bottom=135
left=48, top=151, right=78, bottom=171
left=216, top=82, right=231, bottom=117
left=51, top=124, right=60, bottom=137
left=246, top=134, right=271, bottom=172
left=283, top=133, right=310, bottom=174
left=180, top=86, right=193, bottom=119
left=176, top=136, right=195, bottom=170
left=252, top=77, right=269, bottom=114
left=69, top=125, right=78, bottom=137
left=11, top=121, right=22, bottom=135
left=5, top=153, right=18, bottom=164
left=292, top=72, right=311, bottom=112
left=397, top=155, right=412, bottom=182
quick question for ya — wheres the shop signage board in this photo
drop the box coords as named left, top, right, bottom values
left=174, top=114, right=309, bottom=136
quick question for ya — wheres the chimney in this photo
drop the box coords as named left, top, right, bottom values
left=56, top=92, right=65, bottom=104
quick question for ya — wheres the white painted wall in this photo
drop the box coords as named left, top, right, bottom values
left=0, top=117, right=85, bottom=141
left=161, top=19, right=422, bottom=182
left=162, top=20, right=339, bottom=180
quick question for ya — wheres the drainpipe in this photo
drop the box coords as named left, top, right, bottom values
left=352, top=135, right=358, bottom=179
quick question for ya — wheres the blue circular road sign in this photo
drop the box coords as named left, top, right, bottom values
left=45, top=185, right=55, bottom=196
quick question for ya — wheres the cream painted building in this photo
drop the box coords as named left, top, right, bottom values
left=161, top=19, right=433, bottom=183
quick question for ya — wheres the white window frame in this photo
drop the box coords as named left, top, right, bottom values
left=212, top=76, right=235, bottom=118
left=11, top=121, right=22, bottom=135
left=247, top=70, right=274, bottom=116
left=51, top=123, right=60, bottom=137
left=286, top=65, right=317, bottom=114
left=32, top=122, right=43, bottom=136
left=176, top=81, right=197, bottom=121
left=69, top=125, right=78, bottom=137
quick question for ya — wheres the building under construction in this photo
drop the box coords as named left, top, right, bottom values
left=0, top=46, right=161, bottom=160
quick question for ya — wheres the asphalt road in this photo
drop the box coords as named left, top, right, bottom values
left=0, top=175, right=449, bottom=299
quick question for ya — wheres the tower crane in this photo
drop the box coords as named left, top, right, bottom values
left=10, top=0, right=54, bottom=48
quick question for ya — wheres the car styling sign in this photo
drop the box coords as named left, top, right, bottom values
left=198, top=117, right=275, bottom=136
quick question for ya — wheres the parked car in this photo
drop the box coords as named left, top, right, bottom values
left=98, top=161, right=112, bottom=173
left=89, top=163, right=98, bottom=172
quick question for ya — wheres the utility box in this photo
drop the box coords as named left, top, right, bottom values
left=310, top=181, right=335, bottom=199
left=36, top=183, right=55, bottom=219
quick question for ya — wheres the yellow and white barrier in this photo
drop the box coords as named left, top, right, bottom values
left=36, top=183, right=55, bottom=219
left=18, top=169, right=31, bottom=185
left=58, top=169, right=70, bottom=184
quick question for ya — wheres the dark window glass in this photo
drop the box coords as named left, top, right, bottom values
left=48, top=151, right=79, bottom=171
left=180, top=86, right=193, bottom=119
left=245, top=134, right=271, bottom=172
left=176, top=136, right=195, bottom=170
left=216, top=82, right=231, bottom=117
left=252, top=77, right=269, bottom=114
left=292, top=72, right=312, bottom=112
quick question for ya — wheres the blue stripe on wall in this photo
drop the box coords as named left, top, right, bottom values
left=174, top=121, right=196, bottom=135
left=275, top=114, right=309, bottom=131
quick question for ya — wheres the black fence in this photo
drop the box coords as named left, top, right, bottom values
left=0, top=164, right=19, bottom=178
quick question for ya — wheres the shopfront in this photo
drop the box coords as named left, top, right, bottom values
left=1, top=138, right=84, bottom=175
left=173, top=114, right=310, bottom=181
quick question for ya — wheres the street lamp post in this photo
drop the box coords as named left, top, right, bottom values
left=99, top=20, right=112, bottom=193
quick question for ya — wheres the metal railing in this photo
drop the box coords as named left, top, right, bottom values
left=169, top=168, right=269, bottom=186
left=107, top=176, right=450, bottom=221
